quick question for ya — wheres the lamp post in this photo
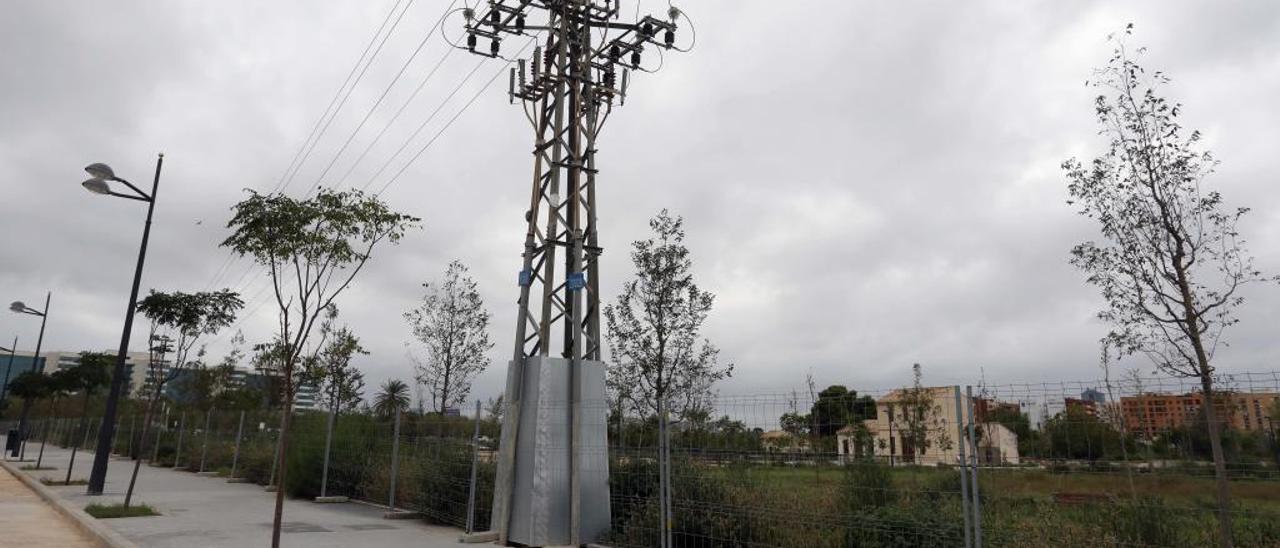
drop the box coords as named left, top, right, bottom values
left=8, top=295, right=50, bottom=458
left=0, top=337, right=16, bottom=412
left=85, top=154, right=163, bottom=496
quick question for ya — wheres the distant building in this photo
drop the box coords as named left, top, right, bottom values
left=3, top=350, right=153, bottom=398
left=1064, top=397, right=1099, bottom=417
left=165, top=367, right=320, bottom=411
left=760, top=430, right=809, bottom=453
left=1121, top=391, right=1279, bottom=438
left=1017, top=399, right=1049, bottom=431
left=844, top=386, right=1020, bottom=466
left=1081, top=388, right=1106, bottom=404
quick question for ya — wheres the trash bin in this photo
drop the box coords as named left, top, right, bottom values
left=5, top=429, right=18, bottom=453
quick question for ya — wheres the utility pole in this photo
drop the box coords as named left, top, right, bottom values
left=458, top=2, right=690, bottom=545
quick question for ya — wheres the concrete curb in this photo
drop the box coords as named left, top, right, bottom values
left=1, top=458, right=141, bottom=548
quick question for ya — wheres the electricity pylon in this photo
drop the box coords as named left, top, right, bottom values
left=458, top=1, right=690, bottom=545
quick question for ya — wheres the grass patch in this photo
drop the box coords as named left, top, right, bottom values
left=19, top=465, right=56, bottom=471
left=40, top=477, right=87, bottom=486
left=84, top=503, right=160, bottom=519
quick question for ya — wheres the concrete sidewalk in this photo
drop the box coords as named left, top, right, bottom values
left=0, top=463, right=98, bottom=547
left=6, top=445, right=475, bottom=547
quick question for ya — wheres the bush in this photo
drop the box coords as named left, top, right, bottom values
left=840, top=462, right=895, bottom=511
left=607, top=457, right=755, bottom=547
left=1102, top=496, right=1184, bottom=546
left=408, top=439, right=493, bottom=529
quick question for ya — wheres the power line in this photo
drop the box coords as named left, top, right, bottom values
left=374, top=40, right=533, bottom=196
left=302, top=0, right=460, bottom=197
left=199, top=0, right=414, bottom=293
left=275, top=0, right=418, bottom=195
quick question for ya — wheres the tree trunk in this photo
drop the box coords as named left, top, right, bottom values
left=270, top=402, right=293, bottom=548
left=124, top=401, right=158, bottom=508
left=1200, top=377, right=1234, bottom=548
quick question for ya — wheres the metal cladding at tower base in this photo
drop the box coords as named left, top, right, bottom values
left=494, top=357, right=611, bottom=545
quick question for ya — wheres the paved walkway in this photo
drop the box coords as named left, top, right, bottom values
left=0, top=463, right=97, bottom=547
left=7, top=445, right=476, bottom=547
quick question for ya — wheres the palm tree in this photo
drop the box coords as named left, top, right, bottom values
left=374, top=379, right=410, bottom=418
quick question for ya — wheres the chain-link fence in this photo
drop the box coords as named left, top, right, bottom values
left=16, top=370, right=1280, bottom=547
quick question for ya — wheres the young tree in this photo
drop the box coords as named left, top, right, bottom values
left=896, top=364, right=951, bottom=463
left=1064, top=29, right=1275, bottom=546
left=221, top=188, right=417, bottom=547
left=305, top=322, right=367, bottom=415
left=404, top=260, right=493, bottom=414
left=604, top=210, right=733, bottom=421
left=374, top=379, right=411, bottom=419
left=126, top=289, right=242, bottom=507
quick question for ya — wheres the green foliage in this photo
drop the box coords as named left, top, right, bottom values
left=605, top=209, right=733, bottom=421
left=839, top=462, right=896, bottom=512
left=136, top=290, right=243, bottom=337
left=7, top=371, right=50, bottom=401
left=405, top=260, right=493, bottom=414
left=374, top=379, right=411, bottom=418
left=608, top=457, right=755, bottom=547
left=410, top=439, right=494, bottom=528
left=221, top=188, right=419, bottom=269
left=810, top=385, right=878, bottom=437
left=1038, top=406, right=1128, bottom=461
left=70, top=352, right=112, bottom=395
left=303, top=316, right=367, bottom=414
left=1103, top=496, right=1184, bottom=546
left=285, top=412, right=379, bottom=499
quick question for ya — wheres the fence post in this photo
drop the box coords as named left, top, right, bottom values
left=658, top=400, right=673, bottom=548
left=152, top=422, right=163, bottom=463
left=230, top=410, right=246, bottom=479
left=955, top=386, right=973, bottom=548
left=199, top=408, right=213, bottom=473
left=966, top=386, right=983, bottom=547
left=127, top=414, right=136, bottom=457
left=466, top=400, right=481, bottom=533
left=173, top=412, right=186, bottom=469
left=268, top=419, right=281, bottom=489
left=388, top=409, right=402, bottom=512
left=321, top=405, right=336, bottom=498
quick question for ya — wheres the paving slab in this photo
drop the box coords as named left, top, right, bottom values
left=9, top=445, right=477, bottom=548
left=0, top=463, right=98, bottom=547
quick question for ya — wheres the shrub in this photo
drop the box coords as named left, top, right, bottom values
left=839, top=462, right=895, bottom=512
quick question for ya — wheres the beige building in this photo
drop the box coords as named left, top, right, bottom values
left=760, top=430, right=810, bottom=453
left=837, top=386, right=1020, bottom=466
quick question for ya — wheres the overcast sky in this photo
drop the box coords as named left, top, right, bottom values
left=2, top=1, right=1278, bottom=407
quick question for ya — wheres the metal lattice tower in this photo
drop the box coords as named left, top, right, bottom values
left=458, top=1, right=690, bottom=544
left=463, top=0, right=684, bottom=362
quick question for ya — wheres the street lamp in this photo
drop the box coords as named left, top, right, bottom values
left=85, top=154, right=164, bottom=496
left=8, top=294, right=50, bottom=458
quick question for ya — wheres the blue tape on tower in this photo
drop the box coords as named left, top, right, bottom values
left=568, top=272, right=586, bottom=290
left=519, top=269, right=532, bottom=287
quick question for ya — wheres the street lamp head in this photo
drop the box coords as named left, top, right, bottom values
left=9, top=301, right=25, bottom=313
left=82, top=178, right=112, bottom=195
left=85, top=163, right=116, bottom=181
